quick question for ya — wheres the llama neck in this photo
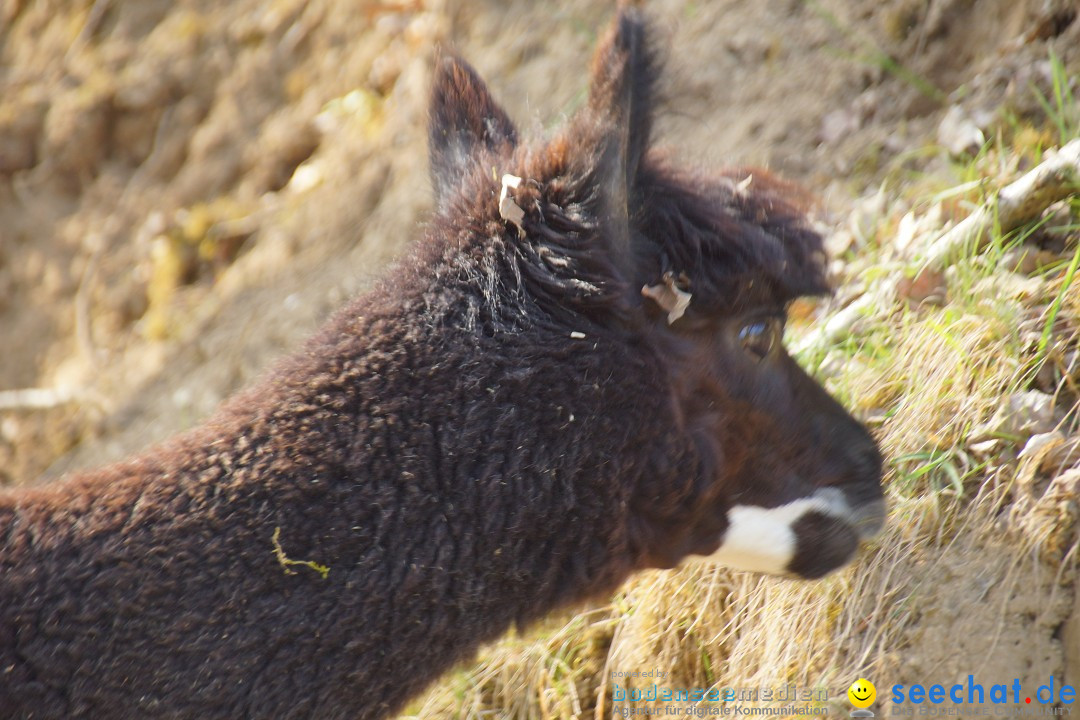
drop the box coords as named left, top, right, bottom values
left=0, top=301, right=653, bottom=718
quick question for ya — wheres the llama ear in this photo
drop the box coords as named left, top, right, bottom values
left=584, top=7, right=655, bottom=232
left=429, top=54, right=518, bottom=204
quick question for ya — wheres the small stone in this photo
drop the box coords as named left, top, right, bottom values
left=937, top=105, right=985, bottom=156
left=1019, top=431, right=1065, bottom=467
left=849, top=188, right=887, bottom=245
left=825, top=229, right=855, bottom=257
left=897, top=267, right=947, bottom=306
left=819, top=108, right=860, bottom=146
left=894, top=212, right=919, bottom=254
left=974, top=390, right=1056, bottom=442
left=968, top=439, right=1002, bottom=457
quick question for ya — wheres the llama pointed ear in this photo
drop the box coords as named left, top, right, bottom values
left=584, top=7, right=656, bottom=228
left=429, top=54, right=518, bottom=204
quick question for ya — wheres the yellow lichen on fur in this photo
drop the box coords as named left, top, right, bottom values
left=271, top=526, right=330, bottom=580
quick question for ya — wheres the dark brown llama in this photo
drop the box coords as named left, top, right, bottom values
left=0, top=9, right=884, bottom=720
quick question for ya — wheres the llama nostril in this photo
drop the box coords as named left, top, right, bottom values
left=832, top=477, right=886, bottom=541
left=785, top=511, right=859, bottom=579
left=782, top=486, right=885, bottom=579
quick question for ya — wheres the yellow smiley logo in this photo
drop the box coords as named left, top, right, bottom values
left=848, top=678, right=876, bottom=709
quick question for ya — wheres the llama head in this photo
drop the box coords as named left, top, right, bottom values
left=426, top=10, right=884, bottom=579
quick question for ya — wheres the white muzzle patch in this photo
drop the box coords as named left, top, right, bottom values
left=706, top=488, right=851, bottom=575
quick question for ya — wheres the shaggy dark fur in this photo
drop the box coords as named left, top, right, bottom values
left=0, top=9, right=882, bottom=720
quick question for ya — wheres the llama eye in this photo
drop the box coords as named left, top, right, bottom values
left=738, top=319, right=777, bottom=360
